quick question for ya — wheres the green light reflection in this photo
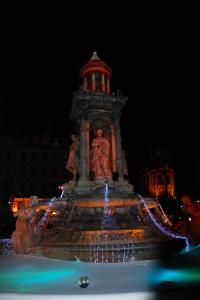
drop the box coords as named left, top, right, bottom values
left=151, top=267, right=200, bottom=284
left=0, top=267, right=77, bottom=293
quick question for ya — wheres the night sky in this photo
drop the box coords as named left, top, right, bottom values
left=1, top=4, right=199, bottom=197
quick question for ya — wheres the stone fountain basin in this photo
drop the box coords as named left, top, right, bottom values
left=0, top=254, right=154, bottom=300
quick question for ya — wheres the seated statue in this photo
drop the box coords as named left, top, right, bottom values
left=66, top=134, right=80, bottom=180
left=90, top=129, right=112, bottom=178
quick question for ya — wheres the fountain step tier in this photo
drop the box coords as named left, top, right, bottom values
left=44, top=194, right=158, bottom=208
left=67, top=178, right=134, bottom=194
left=41, top=228, right=156, bottom=245
left=37, top=193, right=158, bottom=211
left=28, top=239, right=185, bottom=262
left=39, top=227, right=172, bottom=253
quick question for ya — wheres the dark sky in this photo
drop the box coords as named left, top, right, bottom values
left=1, top=4, right=199, bottom=196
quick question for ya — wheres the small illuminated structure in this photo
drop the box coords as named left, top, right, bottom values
left=144, top=167, right=175, bottom=199
left=10, top=197, right=30, bottom=213
left=80, top=51, right=112, bottom=94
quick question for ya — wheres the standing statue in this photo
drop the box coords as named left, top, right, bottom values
left=91, top=129, right=112, bottom=178
left=66, top=134, right=80, bottom=180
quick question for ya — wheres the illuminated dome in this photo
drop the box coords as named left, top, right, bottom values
left=80, top=51, right=112, bottom=94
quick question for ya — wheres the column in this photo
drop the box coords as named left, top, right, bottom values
left=92, top=73, right=96, bottom=91
left=102, top=74, right=106, bottom=93
left=115, top=118, right=124, bottom=180
left=110, top=124, right=117, bottom=172
left=86, top=120, right=90, bottom=176
left=107, top=78, right=110, bottom=94
left=79, top=118, right=87, bottom=179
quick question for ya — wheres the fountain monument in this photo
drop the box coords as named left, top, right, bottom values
left=11, top=52, right=187, bottom=261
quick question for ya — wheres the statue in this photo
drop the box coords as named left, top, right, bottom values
left=91, top=128, right=112, bottom=178
left=11, top=205, right=42, bottom=254
left=66, top=134, right=80, bottom=180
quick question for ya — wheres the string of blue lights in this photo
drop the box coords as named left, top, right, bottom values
left=137, top=194, right=190, bottom=252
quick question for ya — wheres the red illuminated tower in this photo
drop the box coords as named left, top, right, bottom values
left=80, top=51, right=112, bottom=94
left=70, top=52, right=133, bottom=192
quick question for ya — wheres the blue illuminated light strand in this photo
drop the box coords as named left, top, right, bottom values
left=0, top=239, right=16, bottom=256
left=90, top=182, right=135, bottom=263
left=137, top=194, right=190, bottom=252
left=38, top=197, right=56, bottom=229
left=60, top=190, right=65, bottom=198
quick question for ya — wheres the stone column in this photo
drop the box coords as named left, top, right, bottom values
left=78, top=118, right=90, bottom=192
left=102, top=74, right=106, bottom=93
left=115, top=118, right=124, bottom=180
left=107, top=78, right=110, bottom=94
left=110, top=124, right=117, bottom=172
left=86, top=120, right=90, bottom=176
left=92, top=73, right=96, bottom=91
left=79, top=118, right=87, bottom=179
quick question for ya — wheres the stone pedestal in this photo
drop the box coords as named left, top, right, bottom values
left=91, top=177, right=115, bottom=190
left=115, top=179, right=134, bottom=193
left=76, top=178, right=91, bottom=193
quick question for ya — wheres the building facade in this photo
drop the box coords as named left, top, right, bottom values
left=0, top=135, right=69, bottom=207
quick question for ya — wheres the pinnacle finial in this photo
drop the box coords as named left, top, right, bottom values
left=91, top=51, right=100, bottom=60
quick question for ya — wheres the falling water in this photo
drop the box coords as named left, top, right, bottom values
left=90, top=182, right=135, bottom=263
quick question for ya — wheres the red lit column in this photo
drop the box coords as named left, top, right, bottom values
left=102, top=74, right=106, bottom=93
left=107, top=78, right=110, bottom=94
left=86, top=120, right=90, bottom=176
left=79, top=119, right=87, bottom=179
left=115, top=118, right=124, bottom=180
left=77, top=118, right=90, bottom=191
left=110, top=124, right=117, bottom=172
left=92, top=73, right=96, bottom=91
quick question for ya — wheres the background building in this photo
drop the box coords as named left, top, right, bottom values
left=0, top=135, right=69, bottom=206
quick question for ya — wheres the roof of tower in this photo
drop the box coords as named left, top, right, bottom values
left=90, top=51, right=100, bottom=60
left=80, top=51, right=112, bottom=78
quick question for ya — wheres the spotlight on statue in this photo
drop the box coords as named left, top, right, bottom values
left=79, top=276, right=90, bottom=288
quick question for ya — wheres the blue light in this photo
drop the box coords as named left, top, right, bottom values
left=38, top=197, right=56, bottom=229
left=137, top=194, right=190, bottom=252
